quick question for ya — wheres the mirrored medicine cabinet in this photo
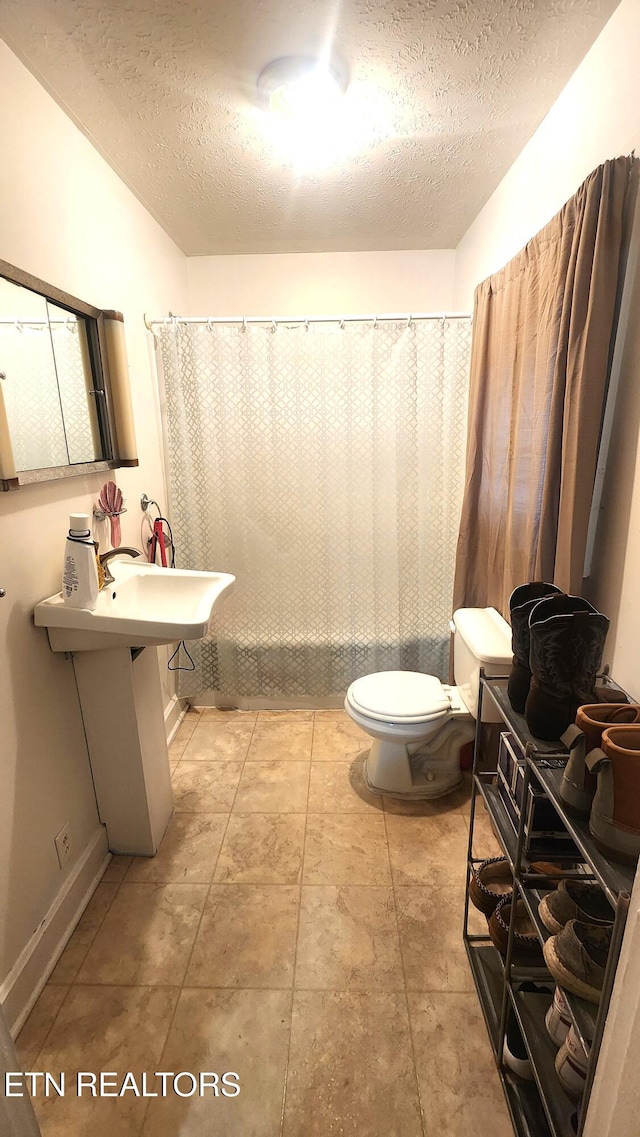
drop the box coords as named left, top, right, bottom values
left=0, top=258, right=138, bottom=490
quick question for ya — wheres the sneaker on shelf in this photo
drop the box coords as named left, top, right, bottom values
left=502, top=1013, right=534, bottom=1080
left=538, top=880, right=613, bottom=935
left=555, top=1026, right=589, bottom=1102
left=502, top=982, right=553, bottom=1080
left=545, top=985, right=572, bottom=1048
left=543, top=920, right=612, bottom=1003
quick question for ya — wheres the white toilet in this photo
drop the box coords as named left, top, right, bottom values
left=344, top=607, right=512, bottom=799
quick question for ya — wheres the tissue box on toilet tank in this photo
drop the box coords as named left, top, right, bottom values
left=497, top=732, right=579, bottom=859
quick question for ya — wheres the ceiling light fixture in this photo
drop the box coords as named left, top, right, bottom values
left=257, top=56, right=348, bottom=122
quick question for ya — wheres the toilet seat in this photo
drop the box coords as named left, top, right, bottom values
left=347, top=671, right=451, bottom=725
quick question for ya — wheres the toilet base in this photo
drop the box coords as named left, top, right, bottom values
left=364, top=719, right=475, bottom=799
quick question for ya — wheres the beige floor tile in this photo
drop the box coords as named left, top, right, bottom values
left=101, top=854, right=132, bottom=882
left=199, top=707, right=257, bottom=720
left=247, top=720, right=313, bottom=761
left=142, top=988, right=292, bottom=1137
left=307, top=759, right=383, bottom=813
left=233, top=760, right=310, bottom=812
left=395, top=886, right=474, bottom=992
left=214, top=813, right=306, bottom=884
left=383, top=772, right=472, bottom=816
left=76, top=883, right=208, bottom=986
left=408, top=991, right=513, bottom=1136
left=471, top=799, right=504, bottom=859
left=125, top=814, right=228, bottom=884
left=283, top=991, right=423, bottom=1137
left=311, top=717, right=370, bottom=761
left=34, top=985, right=179, bottom=1137
left=168, top=710, right=201, bottom=759
left=49, top=882, right=120, bottom=984
left=303, top=814, right=391, bottom=886
left=172, top=760, right=242, bottom=812
left=295, top=886, right=404, bottom=991
left=385, top=813, right=469, bottom=888
left=257, top=709, right=314, bottom=720
left=313, top=709, right=351, bottom=719
left=186, top=884, right=299, bottom=988
left=16, top=985, right=69, bottom=1067
left=181, top=719, right=255, bottom=761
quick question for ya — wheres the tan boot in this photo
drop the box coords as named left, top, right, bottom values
left=585, top=725, right=640, bottom=864
left=559, top=704, right=640, bottom=816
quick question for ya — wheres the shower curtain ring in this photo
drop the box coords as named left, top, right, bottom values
left=340, top=319, right=345, bottom=330
left=304, top=319, right=309, bottom=332
left=242, top=317, right=247, bottom=332
left=207, top=317, right=213, bottom=332
left=272, top=320, right=277, bottom=333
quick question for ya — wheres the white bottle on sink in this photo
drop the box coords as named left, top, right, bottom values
left=62, top=513, right=99, bottom=610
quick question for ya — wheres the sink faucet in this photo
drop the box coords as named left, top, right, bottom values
left=99, top=547, right=141, bottom=587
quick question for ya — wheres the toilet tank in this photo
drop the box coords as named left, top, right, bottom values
left=452, top=607, right=512, bottom=722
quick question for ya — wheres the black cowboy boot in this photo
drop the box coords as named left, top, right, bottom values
left=507, top=582, right=562, bottom=713
left=525, top=596, right=610, bottom=741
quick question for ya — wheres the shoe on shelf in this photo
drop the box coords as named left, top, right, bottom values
left=545, top=985, right=572, bottom=1048
left=524, top=596, right=610, bottom=741
left=543, top=920, right=612, bottom=1004
left=502, top=982, right=553, bottom=1079
left=555, top=1026, right=589, bottom=1102
left=560, top=703, right=640, bottom=817
left=488, top=897, right=544, bottom=963
left=502, top=1012, right=534, bottom=1080
left=507, top=582, right=563, bottom=713
left=586, top=726, right=640, bottom=865
left=538, top=880, right=613, bottom=935
left=527, top=861, right=576, bottom=886
left=469, top=856, right=512, bottom=915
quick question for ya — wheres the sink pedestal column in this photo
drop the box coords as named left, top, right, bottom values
left=72, top=646, right=173, bottom=855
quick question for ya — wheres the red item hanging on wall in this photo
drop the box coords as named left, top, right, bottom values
left=149, top=517, right=168, bottom=566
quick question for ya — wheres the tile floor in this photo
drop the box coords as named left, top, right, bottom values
left=17, top=708, right=513, bottom=1137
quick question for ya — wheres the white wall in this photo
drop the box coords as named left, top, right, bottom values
left=187, top=249, right=456, bottom=316
left=0, top=40, right=187, bottom=1028
left=453, top=0, right=640, bottom=312
left=450, top=5, right=640, bottom=1135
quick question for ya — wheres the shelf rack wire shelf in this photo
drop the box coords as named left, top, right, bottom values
left=463, top=671, right=632, bottom=1137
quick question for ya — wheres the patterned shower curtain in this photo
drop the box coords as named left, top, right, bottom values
left=156, top=317, right=471, bottom=700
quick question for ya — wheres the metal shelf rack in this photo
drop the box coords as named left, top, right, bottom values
left=463, top=672, right=632, bottom=1137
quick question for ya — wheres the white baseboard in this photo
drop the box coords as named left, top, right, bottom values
left=0, top=826, right=109, bottom=1038
left=165, top=694, right=187, bottom=745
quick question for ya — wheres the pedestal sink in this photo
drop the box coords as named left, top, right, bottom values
left=34, top=561, right=235, bottom=856
left=34, top=560, right=235, bottom=651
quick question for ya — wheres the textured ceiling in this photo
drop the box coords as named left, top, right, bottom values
left=0, top=0, right=621, bottom=255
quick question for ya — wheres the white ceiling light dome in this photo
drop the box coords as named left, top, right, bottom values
left=257, top=56, right=348, bottom=120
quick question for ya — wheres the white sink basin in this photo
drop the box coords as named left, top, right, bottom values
left=34, top=560, right=235, bottom=651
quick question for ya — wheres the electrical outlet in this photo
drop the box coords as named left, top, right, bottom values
left=54, top=822, right=72, bottom=868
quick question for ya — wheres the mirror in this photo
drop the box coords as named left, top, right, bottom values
left=0, top=259, right=138, bottom=489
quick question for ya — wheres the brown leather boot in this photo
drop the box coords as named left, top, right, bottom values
left=559, top=704, right=640, bottom=816
left=586, top=726, right=640, bottom=864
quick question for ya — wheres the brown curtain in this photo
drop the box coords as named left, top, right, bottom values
left=453, top=156, right=635, bottom=619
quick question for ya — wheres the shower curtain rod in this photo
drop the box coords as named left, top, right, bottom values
left=145, top=311, right=470, bottom=330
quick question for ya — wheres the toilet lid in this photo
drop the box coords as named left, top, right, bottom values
left=348, top=671, right=451, bottom=724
